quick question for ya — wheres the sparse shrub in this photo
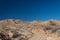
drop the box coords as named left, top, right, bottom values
left=11, top=30, right=30, bottom=40
left=0, top=31, right=11, bottom=40
left=12, top=31, right=21, bottom=38
left=49, top=21, right=56, bottom=26
left=43, top=26, right=52, bottom=31
left=56, top=29, right=60, bottom=36
left=51, top=27, right=60, bottom=33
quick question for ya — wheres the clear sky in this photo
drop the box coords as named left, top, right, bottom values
left=0, top=0, right=60, bottom=21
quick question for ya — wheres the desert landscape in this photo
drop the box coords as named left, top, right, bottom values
left=0, top=19, right=60, bottom=40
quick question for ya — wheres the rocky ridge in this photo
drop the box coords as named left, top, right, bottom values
left=0, top=19, right=60, bottom=40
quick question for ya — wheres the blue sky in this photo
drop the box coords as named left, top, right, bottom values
left=0, top=0, right=60, bottom=21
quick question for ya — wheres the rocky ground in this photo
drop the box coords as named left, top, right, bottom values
left=0, top=19, right=60, bottom=40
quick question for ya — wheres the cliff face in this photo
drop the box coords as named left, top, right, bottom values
left=0, top=19, right=60, bottom=40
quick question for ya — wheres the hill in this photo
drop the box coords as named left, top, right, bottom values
left=0, top=19, right=60, bottom=40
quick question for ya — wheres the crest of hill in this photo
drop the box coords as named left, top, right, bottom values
left=0, top=19, right=60, bottom=25
left=0, top=19, right=29, bottom=24
left=30, top=20, right=42, bottom=23
left=43, top=20, right=60, bottom=26
left=29, top=20, right=60, bottom=26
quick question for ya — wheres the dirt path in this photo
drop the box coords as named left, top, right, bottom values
left=28, top=29, right=58, bottom=40
left=29, top=29, right=47, bottom=40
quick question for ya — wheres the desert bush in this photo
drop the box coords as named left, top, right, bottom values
left=11, top=30, right=29, bottom=40
left=12, top=31, right=21, bottom=38
left=51, top=27, right=60, bottom=33
left=0, top=31, right=11, bottom=40
left=56, top=29, right=60, bottom=36
left=43, top=26, right=52, bottom=31
left=49, top=21, right=56, bottom=26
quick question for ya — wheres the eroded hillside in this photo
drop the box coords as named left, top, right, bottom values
left=0, top=19, right=60, bottom=40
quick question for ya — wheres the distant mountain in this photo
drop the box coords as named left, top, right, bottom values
left=0, top=19, right=60, bottom=40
